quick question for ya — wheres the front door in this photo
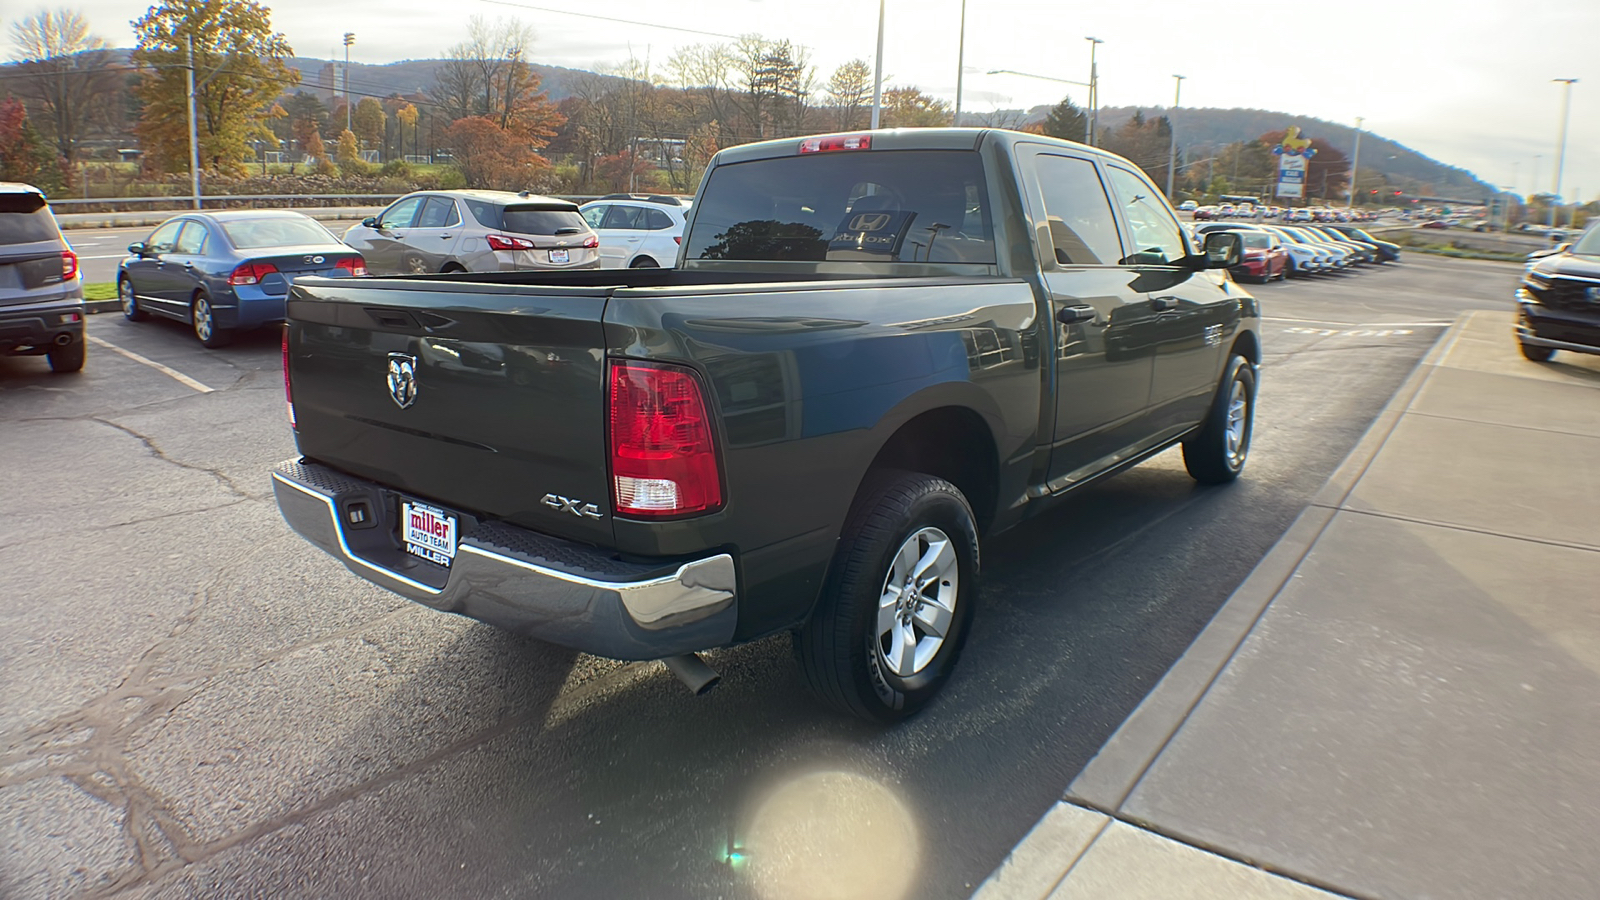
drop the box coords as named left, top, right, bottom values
left=362, top=196, right=425, bottom=275
left=131, top=219, right=188, bottom=315
left=1025, top=149, right=1161, bottom=487
left=1103, top=165, right=1237, bottom=435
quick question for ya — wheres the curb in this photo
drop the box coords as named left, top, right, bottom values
left=86, top=300, right=121, bottom=315
left=1061, top=311, right=1470, bottom=814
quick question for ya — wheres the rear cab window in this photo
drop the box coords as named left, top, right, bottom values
left=683, top=149, right=996, bottom=267
left=0, top=191, right=63, bottom=245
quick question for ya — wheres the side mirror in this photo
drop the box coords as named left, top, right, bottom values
left=361, top=216, right=379, bottom=228
left=1200, top=232, right=1242, bottom=269
left=128, top=241, right=147, bottom=256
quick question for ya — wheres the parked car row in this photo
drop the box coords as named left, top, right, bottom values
left=1192, top=221, right=1400, bottom=282
left=114, top=190, right=694, bottom=347
left=1190, top=204, right=1380, bottom=224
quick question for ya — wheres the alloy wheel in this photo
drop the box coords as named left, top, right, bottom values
left=873, top=527, right=960, bottom=678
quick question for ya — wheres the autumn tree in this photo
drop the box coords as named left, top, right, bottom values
left=666, top=43, right=737, bottom=139
left=1039, top=95, right=1087, bottom=143
left=7, top=8, right=122, bottom=164
left=0, top=97, right=68, bottom=193
left=131, top=0, right=298, bottom=174
left=446, top=115, right=549, bottom=189
left=352, top=97, right=385, bottom=149
left=335, top=129, right=360, bottom=166
left=825, top=59, right=871, bottom=131
left=881, top=86, right=951, bottom=128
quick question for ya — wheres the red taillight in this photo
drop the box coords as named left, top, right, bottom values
left=60, top=250, right=79, bottom=281
left=608, top=361, right=722, bottom=518
left=673, top=236, right=682, bottom=245
left=582, top=235, right=600, bottom=249
left=486, top=234, right=535, bottom=251
left=799, top=134, right=873, bottom=154
left=230, top=261, right=280, bottom=285
left=335, top=256, right=366, bottom=277
left=282, top=327, right=296, bottom=428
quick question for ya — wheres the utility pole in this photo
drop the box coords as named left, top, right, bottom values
left=1084, top=37, right=1103, bottom=146
left=1164, top=74, right=1184, bottom=199
left=185, top=35, right=201, bottom=210
left=870, top=0, right=885, bottom=129
left=1347, top=116, right=1363, bottom=209
left=343, top=33, right=355, bottom=132
left=1551, top=78, right=1577, bottom=228
left=953, top=0, right=967, bottom=125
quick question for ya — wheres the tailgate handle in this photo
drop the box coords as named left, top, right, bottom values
left=365, top=308, right=420, bottom=329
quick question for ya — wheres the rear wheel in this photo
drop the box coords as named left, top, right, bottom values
left=120, top=278, right=147, bottom=321
left=629, top=256, right=659, bottom=268
left=1183, top=354, right=1256, bottom=484
left=1518, top=341, right=1555, bottom=362
left=191, top=292, right=232, bottom=348
left=795, top=471, right=979, bottom=723
left=47, top=336, right=85, bottom=373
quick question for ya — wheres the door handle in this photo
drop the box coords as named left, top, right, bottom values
left=1150, top=296, right=1178, bottom=311
left=439, top=233, right=452, bottom=239
left=1056, top=305, right=1096, bottom=325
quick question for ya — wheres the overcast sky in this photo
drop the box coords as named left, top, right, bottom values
left=24, top=0, right=1600, bottom=200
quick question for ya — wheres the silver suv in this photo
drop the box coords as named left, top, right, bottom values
left=342, top=190, right=600, bottom=276
left=0, top=183, right=84, bottom=373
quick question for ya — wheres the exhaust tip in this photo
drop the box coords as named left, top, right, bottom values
left=54, top=332, right=74, bottom=346
left=661, top=653, right=720, bottom=696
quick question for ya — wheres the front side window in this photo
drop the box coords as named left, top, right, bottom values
left=1033, top=154, right=1124, bottom=266
left=174, top=222, right=208, bottom=255
left=1104, top=166, right=1188, bottom=265
left=684, top=149, right=996, bottom=266
left=379, top=196, right=424, bottom=230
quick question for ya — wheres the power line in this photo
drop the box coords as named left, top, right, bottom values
left=475, top=0, right=742, bottom=40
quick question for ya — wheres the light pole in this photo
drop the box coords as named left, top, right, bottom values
left=870, top=0, right=885, bottom=129
left=1551, top=78, right=1577, bottom=228
left=1347, top=116, right=1363, bottom=210
left=343, top=32, right=355, bottom=132
left=953, top=0, right=968, bottom=125
left=1165, top=74, right=1184, bottom=199
left=1085, top=37, right=1103, bottom=146
left=185, top=35, right=200, bottom=209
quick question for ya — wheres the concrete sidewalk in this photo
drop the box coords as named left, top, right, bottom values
left=975, top=310, right=1600, bottom=899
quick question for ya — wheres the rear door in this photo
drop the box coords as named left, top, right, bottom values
left=1022, top=147, right=1161, bottom=484
left=286, top=279, right=616, bottom=546
left=597, top=204, right=646, bottom=267
left=1103, top=164, right=1238, bottom=435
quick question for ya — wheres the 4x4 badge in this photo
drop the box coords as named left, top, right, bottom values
left=387, top=353, right=418, bottom=409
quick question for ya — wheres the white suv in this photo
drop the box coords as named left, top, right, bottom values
left=578, top=195, right=687, bottom=269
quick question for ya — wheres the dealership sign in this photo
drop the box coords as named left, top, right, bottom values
left=1273, top=127, right=1317, bottom=199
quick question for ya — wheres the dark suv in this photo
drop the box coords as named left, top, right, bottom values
left=0, top=183, right=84, bottom=373
left=1517, top=223, right=1600, bottom=362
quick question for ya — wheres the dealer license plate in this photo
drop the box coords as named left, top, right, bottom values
left=548, top=248, right=569, bottom=264
left=401, top=501, right=457, bottom=567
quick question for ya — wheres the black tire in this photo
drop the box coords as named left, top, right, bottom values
left=441, top=262, right=466, bottom=274
left=191, top=292, right=233, bottom=348
left=629, top=256, right=660, bottom=268
left=47, top=336, right=85, bottom=373
left=795, top=471, right=980, bottom=723
left=119, top=277, right=147, bottom=321
left=1285, top=259, right=1299, bottom=278
left=1518, top=341, right=1555, bottom=362
left=1183, top=354, right=1256, bottom=484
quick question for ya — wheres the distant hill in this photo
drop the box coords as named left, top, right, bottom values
left=961, top=103, right=1499, bottom=200
left=282, top=57, right=623, bottom=105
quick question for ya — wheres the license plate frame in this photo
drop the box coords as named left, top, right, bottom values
left=548, top=248, right=570, bottom=264
left=401, top=500, right=457, bottom=567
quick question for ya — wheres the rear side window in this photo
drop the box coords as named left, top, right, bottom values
left=502, top=205, right=588, bottom=236
left=175, top=222, right=208, bottom=255
left=600, top=205, right=645, bottom=230
left=417, top=196, right=460, bottom=228
left=0, top=192, right=61, bottom=244
left=684, top=149, right=996, bottom=265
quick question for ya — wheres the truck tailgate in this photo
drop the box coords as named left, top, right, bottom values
left=286, top=277, right=614, bottom=546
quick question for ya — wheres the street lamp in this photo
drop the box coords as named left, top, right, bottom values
left=1165, top=74, right=1184, bottom=199
left=1084, top=37, right=1103, bottom=147
left=1347, top=116, right=1363, bottom=210
left=343, top=32, right=355, bottom=132
left=1551, top=78, right=1578, bottom=228
left=953, top=0, right=968, bottom=125
left=870, top=0, right=885, bottom=129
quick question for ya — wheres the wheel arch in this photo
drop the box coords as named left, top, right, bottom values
left=1230, top=327, right=1260, bottom=366
left=858, top=404, right=1001, bottom=537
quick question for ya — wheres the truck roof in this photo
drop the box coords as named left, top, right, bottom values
left=709, top=127, right=1124, bottom=167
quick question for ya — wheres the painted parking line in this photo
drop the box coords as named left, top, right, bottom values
left=1282, top=326, right=1418, bottom=337
left=1263, top=316, right=1453, bottom=328
left=86, top=336, right=215, bottom=393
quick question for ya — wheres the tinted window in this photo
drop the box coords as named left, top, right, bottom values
left=601, top=205, right=645, bottom=230
left=1104, top=166, right=1188, bottom=265
left=219, top=217, right=337, bottom=249
left=380, top=196, right=424, bottom=229
left=502, top=205, right=587, bottom=236
left=0, top=192, right=60, bottom=244
left=147, top=220, right=183, bottom=254
left=1034, top=154, right=1123, bottom=265
left=1571, top=226, right=1600, bottom=256
left=645, top=208, right=675, bottom=230
left=1239, top=232, right=1272, bottom=250
left=417, top=196, right=459, bottom=228
left=465, top=199, right=504, bottom=229
left=684, top=150, right=996, bottom=265
left=174, top=222, right=208, bottom=255
left=580, top=205, right=607, bottom=228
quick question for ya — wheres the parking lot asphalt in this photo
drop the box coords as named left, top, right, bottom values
left=0, top=256, right=1520, bottom=899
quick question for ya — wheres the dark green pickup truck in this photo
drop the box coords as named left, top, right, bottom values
left=273, top=128, right=1260, bottom=721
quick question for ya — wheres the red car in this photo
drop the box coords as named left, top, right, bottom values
left=1229, top=230, right=1288, bottom=283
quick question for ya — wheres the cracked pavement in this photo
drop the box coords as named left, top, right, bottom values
left=0, top=257, right=1516, bottom=899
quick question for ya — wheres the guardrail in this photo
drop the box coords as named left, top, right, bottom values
left=47, top=193, right=409, bottom=211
